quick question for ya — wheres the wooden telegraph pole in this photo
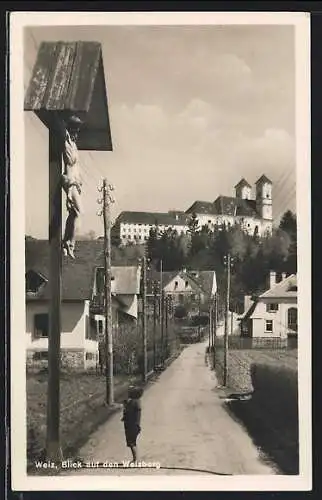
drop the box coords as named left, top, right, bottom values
left=142, top=255, right=148, bottom=382
left=209, top=302, right=212, bottom=352
left=198, top=293, right=201, bottom=341
left=165, top=295, right=169, bottom=359
left=102, top=179, right=114, bottom=405
left=153, top=283, right=157, bottom=369
left=159, top=259, right=164, bottom=364
left=223, top=254, right=231, bottom=387
left=213, top=292, right=217, bottom=369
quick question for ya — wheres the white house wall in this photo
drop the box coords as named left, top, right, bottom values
left=251, top=297, right=297, bottom=339
left=119, top=294, right=138, bottom=319
left=83, top=300, right=98, bottom=352
left=26, top=301, right=88, bottom=349
left=164, top=274, right=194, bottom=294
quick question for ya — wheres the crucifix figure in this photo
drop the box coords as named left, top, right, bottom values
left=55, top=114, right=84, bottom=259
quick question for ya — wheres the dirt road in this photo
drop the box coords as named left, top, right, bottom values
left=66, top=341, right=276, bottom=476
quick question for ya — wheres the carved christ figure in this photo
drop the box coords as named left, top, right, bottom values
left=54, top=114, right=84, bottom=259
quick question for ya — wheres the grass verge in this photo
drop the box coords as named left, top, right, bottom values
left=211, top=348, right=299, bottom=474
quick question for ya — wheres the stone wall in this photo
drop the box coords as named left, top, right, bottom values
left=61, top=350, right=85, bottom=369
left=26, top=349, right=86, bottom=371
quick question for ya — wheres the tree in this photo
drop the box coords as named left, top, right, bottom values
left=279, top=210, right=297, bottom=274
left=279, top=210, right=297, bottom=238
left=187, top=212, right=199, bottom=234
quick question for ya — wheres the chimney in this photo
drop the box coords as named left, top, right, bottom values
left=281, top=272, right=287, bottom=281
left=269, top=271, right=276, bottom=289
left=244, top=295, right=253, bottom=314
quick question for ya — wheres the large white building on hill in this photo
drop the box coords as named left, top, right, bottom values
left=112, top=175, right=273, bottom=245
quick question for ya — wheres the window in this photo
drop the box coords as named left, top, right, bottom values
left=265, top=320, right=273, bottom=332
left=266, top=303, right=279, bottom=312
left=174, top=281, right=178, bottom=289
left=287, top=307, right=297, bottom=332
left=98, top=320, right=103, bottom=334
left=34, top=313, right=49, bottom=337
left=26, top=270, right=47, bottom=294
left=185, top=281, right=189, bottom=288
left=86, top=352, right=96, bottom=361
left=33, top=351, right=48, bottom=360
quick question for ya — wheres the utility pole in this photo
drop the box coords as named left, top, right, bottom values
left=142, top=255, right=148, bottom=382
left=198, top=293, right=201, bottom=341
left=223, top=254, right=232, bottom=387
left=153, top=283, right=157, bottom=369
left=101, top=179, right=114, bottom=405
left=209, top=302, right=212, bottom=352
left=231, top=308, right=234, bottom=336
left=165, top=295, right=169, bottom=360
left=160, top=259, right=164, bottom=364
left=213, top=293, right=217, bottom=369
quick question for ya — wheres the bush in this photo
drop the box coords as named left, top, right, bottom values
left=250, top=362, right=298, bottom=420
left=174, top=305, right=188, bottom=319
left=190, top=314, right=209, bottom=326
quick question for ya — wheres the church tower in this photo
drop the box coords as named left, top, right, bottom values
left=235, top=178, right=252, bottom=200
left=255, top=174, right=273, bottom=220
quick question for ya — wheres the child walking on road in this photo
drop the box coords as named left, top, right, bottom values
left=121, top=386, right=142, bottom=463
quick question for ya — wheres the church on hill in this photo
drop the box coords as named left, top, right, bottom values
left=112, top=174, right=273, bottom=245
left=185, top=174, right=273, bottom=237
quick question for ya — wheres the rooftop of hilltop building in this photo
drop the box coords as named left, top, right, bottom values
left=114, top=211, right=190, bottom=226
left=114, top=175, right=273, bottom=225
left=186, top=196, right=259, bottom=218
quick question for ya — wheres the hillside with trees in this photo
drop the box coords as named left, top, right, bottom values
left=143, top=210, right=297, bottom=312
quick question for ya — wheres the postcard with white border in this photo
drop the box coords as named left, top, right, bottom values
left=10, top=10, right=311, bottom=492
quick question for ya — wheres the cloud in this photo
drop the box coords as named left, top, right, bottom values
left=236, top=128, right=295, bottom=171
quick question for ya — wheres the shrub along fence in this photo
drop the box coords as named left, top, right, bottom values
left=214, top=335, right=297, bottom=350
left=99, top=311, right=182, bottom=377
left=243, top=363, right=298, bottom=474
left=212, top=345, right=299, bottom=474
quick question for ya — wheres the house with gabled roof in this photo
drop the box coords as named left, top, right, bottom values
left=240, top=271, right=298, bottom=339
left=25, top=240, right=141, bottom=369
left=146, top=268, right=216, bottom=314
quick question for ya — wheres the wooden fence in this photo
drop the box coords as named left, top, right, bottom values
left=214, top=335, right=298, bottom=350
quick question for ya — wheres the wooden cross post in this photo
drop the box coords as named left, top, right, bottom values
left=24, top=40, right=113, bottom=461
left=46, top=129, right=63, bottom=461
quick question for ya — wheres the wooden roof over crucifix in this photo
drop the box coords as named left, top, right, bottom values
left=24, top=41, right=113, bottom=151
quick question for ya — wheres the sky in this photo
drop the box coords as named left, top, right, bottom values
left=24, top=24, right=296, bottom=239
